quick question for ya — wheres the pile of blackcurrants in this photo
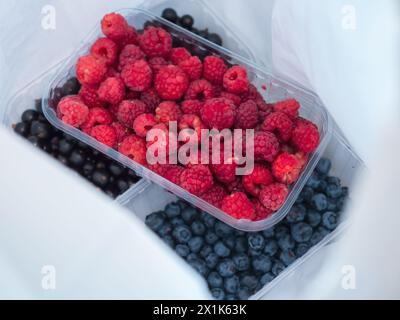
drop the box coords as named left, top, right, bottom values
left=145, top=158, right=348, bottom=300
left=13, top=77, right=140, bottom=199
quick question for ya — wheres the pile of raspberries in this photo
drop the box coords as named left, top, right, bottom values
left=56, top=12, right=320, bottom=221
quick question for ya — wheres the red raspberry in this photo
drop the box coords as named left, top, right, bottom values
left=118, top=44, right=145, bottom=70
left=179, top=165, right=214, bottom=196
left=225, top=177, right=245, bottom=194
left=76, top=54, right=107, bottom=86
left=203, top=56, right=227, bottom=85
left=272, top=152, right=303, bottom=184
left=241, top=84, right=260, bottom=102
left=105, top=67, right=120, bottom=78
left=178, top=114, right=206, bottom=143
left=253, top=131, right=280, bottom=162
left=253, top=199, right=273, bottom=221
left=133, top=113, right=157, bottom=138
left=235, top=100, right=259, bottom=129
left=140, top=88, right=161, bottom=112
left=116, top=26, right=139, bottom=49
left=242, top=164, right=273, bottom=197
left=148, top=57, right=168, bottom=75
left=126, top=90, right=141, bottom=100
left=220, top=92, right=242, bottom=107
left=179, top=56, right=203, bottom=81
left=146, top=163, right=171, bottom=177
left=118, top=134, right=147, bottom=165
left=155, top=65, right=189, bottom=100
left=185, top=79, right=215, bottom=101
left=79, top=85, right=104, bottom=108
left=259, top=183, right=289, bottom=211
left=57, top=96, right=89, bottom=127
left=108, top=103, right=120, bottom=119
left=121, top=59, right=153, bottom=92
left=170, top=47, right=191, bottom=65
left=291, top=118, right=320, bottom=153
left=274, top=99, right=300, bottom=119
left=201, top=184, right=227, bottom=209
left=258, top=102, right=275, bottom=119
left=223, top=66, right=249, bottom=94
left=90, top=37, right=118, bottom=65
left=200, top=98, right=235, bottom=130
left=210, top=149, right=237, bottom=184
left=81, top=107, right=113, bottom=133
left=164, top=165, right=185, bottom=185
left=117, top=100, right=147, bottom=127
left=261, top=111, right=293, bottom=142
left=101, top=13, right=130, bottom=42
left=213, top=85, right=223, bottom=97
left=181, top=100, right=203, bottom=115
left=139, top=26, right=172, bottom=58
left=241, top=85, right=273, bottom=118
left=90, top=125, right=117, bottom=148
left=97, top=77, right=125, bottom=105
left=111, top=122, right=131, bottom=143
left=155, top=101, right=182, bottom=124
left=221, top=192, right=255, bottom=220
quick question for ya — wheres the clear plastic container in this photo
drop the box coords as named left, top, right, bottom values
left=121, top=129, right=364, bottom=300
left=42, top=8, right=333, bottom=232
left=139, top=0, right=260, bottom=65
left=0, top=64, right=151, bottom=205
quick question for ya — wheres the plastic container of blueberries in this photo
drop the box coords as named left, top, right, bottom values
left=121, top=128, right=364, bottom=300
left=42, top=8, right=333, bottom=232
left=139, top=0, right=261, bottom=65
left=1, top=64, right=151, bottom=205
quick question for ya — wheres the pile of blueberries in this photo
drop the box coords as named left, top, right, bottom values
left=13, top=78, right=140, bottom=199
left=161, top=8, right=223, bottom=46
left=145, top=158, right=348, bottom=300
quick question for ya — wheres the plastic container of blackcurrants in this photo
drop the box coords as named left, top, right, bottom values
left=42, top=8, right=333, bottom=232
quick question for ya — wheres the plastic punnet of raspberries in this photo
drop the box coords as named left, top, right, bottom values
left=221, top=192, right=256, bottom=220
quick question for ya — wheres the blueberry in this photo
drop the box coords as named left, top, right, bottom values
left=69, top=150, right=85, bottom=168
left=188, top=236, right=204, bottom=253
left=233, top=254, right=250, bottom=271
left=30, top=121, right=50, bottom=140
left=291, top=222, right=313, bottom=243
left=317, top=180, right=328, bottom=192
left=175, top=244, right=190, bottom=258
left=22, top=109, right=39, bottom=123
left=316, top=158, right=331, bottom=176
left=170, top=217, right=185, bottom=227
left=181, top=207, right=198, bottom=223
left=161, top=8, right=178, bottom=23
left=271, top=260, right=286, bottom=276
left=341, top=187, right=349, bottom=197
left=165, top=202, right=181, bottom=218
left=217, top=259, right=236, bottom=278
left=286, top=205, right=306, bottom=224
left=187, top=253, right=199, bottom=262
left=306, top=173, right=321, bottom=189
left=252, top=254, right=272, bottom=273
left=215, top=221, right=234, bottom=237
left=207, top=271, right=223, bottom=288
left=237, top=287, right=251, bottom=300
left=163, top=235, right=175, bottom=248
left=263, top=240, right=278, bottom=256
left=211, top=288, right=225, bottom=300
left=248, top=233, right=265, bottom=251
left=207, top=33, right=223, bottom=46
left=310, top=227, right=330, bottom=246
left=214, top=241, right=231, bottom=257
left=92, top=170, right=110, bottom=187
left=205, top=253, right=219, bottom=269
left=189, top=258, right=209, bottom=277
left=191, top=220, right=206, bottom=236
left=223, top=235, right=236, bottom=250
left=234, top=237, right=248, bottom=253
left=180, top=15, right=194, bottom=29
left=205, top=231, right=219, bottom=245
left=201, top=212, right=216, bottom=228
left=326, top=176, right=341, bottom=186
left=14, top=122, right=29, bottom=136
left=158, top=222, right=173, bottom=237
left=262, top=228, right=275, bottom=238
left=62, top=77, right=80, bottom=95
left=145, top=212, right=165, bottom=232
left=200, top=245, right=213, bottom=259
left=224, top=276, right=239, bottom=294
left=295, top=243, right=310, bottom=257
left=300, top=186, right=314, bottom=203
left=280, top=249, right=297, bottom=266
left=306, top=210, right=321, bottom=227
left=311, top=193, right=328, bottom=211
left=58, top=139, right=74, bottom=155
left=225, top=294, right=236, bottom=300
left=274, top=225, right=289, bottom=239
left=172, top=225, right=192, bottom=244
left=322, top=211, right=339, bottom=230
left=278, top=234, right=295, bottom=251
left=240, top=274, right=258, bottom=290
left=327, top=200, right=338, bottom=212
left=116, top=179, right=130, bottom=193
left=260, top=273, right=275, bottom=286
left=248, top=248, right=263, bottom=257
